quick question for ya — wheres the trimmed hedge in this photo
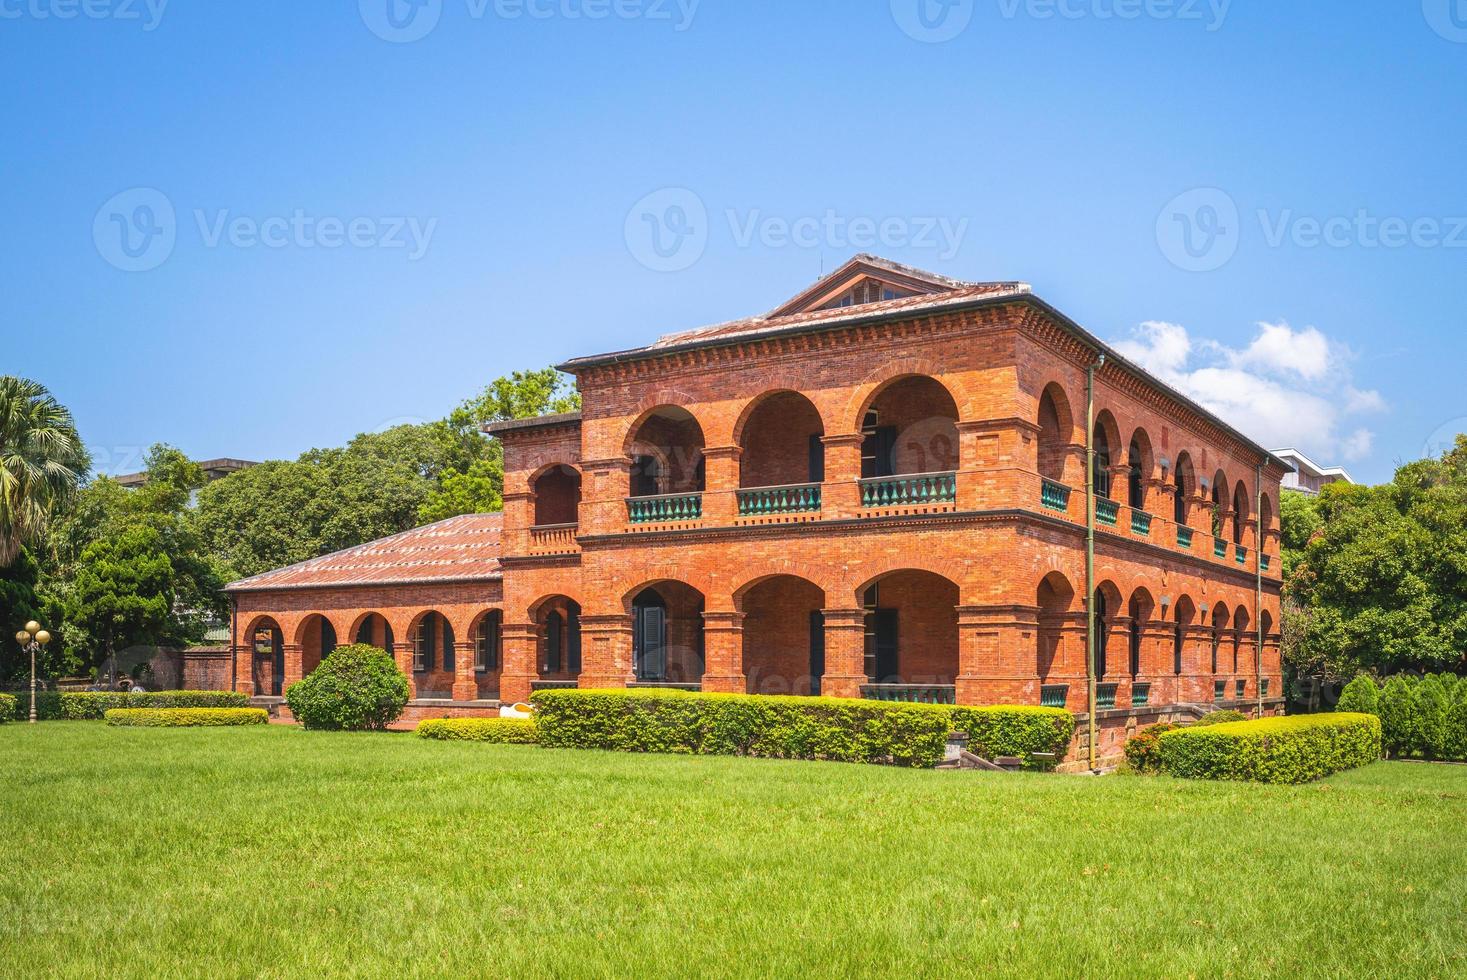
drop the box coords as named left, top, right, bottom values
left=104, top=707, right=269, bottom=728
left=415, top=717, right=537, bottom=744
left=59, top=690, right=249, bottom=720
left=1192, top=709, right=1248, bottom=727
left=1123, top=722, right=1182, bottom=775
left=1156, top=713, right=1381, bottom=784
left=533, top=689, right=956, bottom=767
left=0, top=692, right=13, bottom=721
left=949, top=706, right=1075, bottom=770
left=3, top=691, right=61, bottom=720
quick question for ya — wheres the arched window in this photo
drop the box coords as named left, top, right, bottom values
left=1128, top=438, right=1146, bottom=510
left=1233, top=482, right=1249, bottom=546
left=475, top=613, right=502, bottom=672
left=1173, top=459, right=1189, bottom=525
left=545, top=611, right=564, bottom=673
left=1093, top=591, right=1109, bottom=677
left=633, top=588, right=668, bottom=681
left=1093, top=429, right=1112, bottom=499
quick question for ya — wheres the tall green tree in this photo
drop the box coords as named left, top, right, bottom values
left=0, top=377, right=89, bottom=567
left=61, top=525, right=175, bottom=672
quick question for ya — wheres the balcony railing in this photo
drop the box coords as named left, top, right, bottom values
left=528, top=523, right=578, bottom=553
left=737, top=483, right=821, bottom=517
left=1177, top=527, right=1194, bottom=549
left=1131, top=510, right=1152, bottom=536
left=860, top=683, right=956, bottom=705
left=1096, top=683, right=1118, bottom=710
left=1040, top=683, right=1069, bottom=708
left=628, top=681, right=702, bottom=692
left=1261, top=554, right=1272, bottom=572
left=1040, top=479, right=1071, bottom=513
left=1262, top=678, right=1270, bottom=698
left=1214, top=679, right=1227, bottom=701
left=1236, top=679, right=1247, bottom=698
left=627, top=492, right=703, bottom=524
left=859, top=472, right=957, bottom=508
left=1131, top=682, right=1151, bottom=707
left=1214, top=537, right=1228, bottom=559
left=1096, top=498, right=1119, bottom=527
left=1235, top=545, right=1248, bottom=566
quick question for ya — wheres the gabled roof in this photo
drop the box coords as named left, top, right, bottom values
left=224, top=513, right=503, bottom=593
left=765, top=253, right=986, bottom=318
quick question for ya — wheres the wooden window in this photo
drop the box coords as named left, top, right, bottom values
left=546, top=612, right=563, bottom=673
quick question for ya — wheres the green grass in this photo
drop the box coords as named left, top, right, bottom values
left=2, top=725, right=1465, bottom=978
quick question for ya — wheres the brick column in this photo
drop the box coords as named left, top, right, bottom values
left=1138, top=620, right=1175, bottom=704
left=578, top=613, right=633, bottom=690
left=820, top=607, right=867, bottom=698
left=701, top=446, right=741, bottom=524
left=233, top=644, right=254, bottom=695
left=501, top=489, right=533, bottom=557
left=1180, top=625, right=1212, bottom=703
left=821, top=433, right=864, bottom=519
left=1150, top=479, right=1177, bottom=547
left=956, top=604, right=1041, bottom=706
left=452, top=642, right=477, bottom=701
left=701, top=610, right=745, bottom=693
left=1101, top=616, right=1131, bottom=708
left=581, top=457, right=632, bottom=534
left=500, top=622, right=537, bottom=705
left=391, top=642, right=417, bottom=700
left=1047, top=612, right=1088, bottom=711
left=281, top=643, right=304, bottom=692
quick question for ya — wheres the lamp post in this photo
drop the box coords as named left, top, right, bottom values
left=15, top=620, right=50, bottom=725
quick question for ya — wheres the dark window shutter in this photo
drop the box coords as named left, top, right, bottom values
left=546, top=613, right=562, bottom=673
left=384, top=622, right=394, bottom=656
left=567, top=607, right=582, bottom=673
left=809, top=610, right=826, bottom=695
left=873, top=609, right=899, bottom=683
left=808, top=434, right=825, bottom=483
left=443, top=620, right=455, bottom=672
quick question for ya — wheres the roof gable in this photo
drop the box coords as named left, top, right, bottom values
left=766, top=254, right=975, bottom=318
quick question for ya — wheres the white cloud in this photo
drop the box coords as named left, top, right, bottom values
left=1111, top=319, right=1384, bottom=464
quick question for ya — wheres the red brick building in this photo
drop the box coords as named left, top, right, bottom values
left=228, top=255, right=1288, bottom=759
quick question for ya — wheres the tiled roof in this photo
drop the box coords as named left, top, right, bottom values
left=224, top=513, right=503, bottom=593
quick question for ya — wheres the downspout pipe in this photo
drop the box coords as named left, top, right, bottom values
left=229, top=595, right=239, bottom=695
left=1256, top=463, right=1265, bottom=717
left=1086, top=354, right=1106, bottom=772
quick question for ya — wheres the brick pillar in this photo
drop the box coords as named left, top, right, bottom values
left=581, top=457, right=632, bottom=534
left=233, top=644, right=253, bottom=695
left=1101, top=616, right=1131, bottom=708
left=452, top=642, right=477, bottom=701
left=820, top=607, right=867, bottom=698
left=821, top=433, right=864, bottom=519
left=956, top=604, right=1041, bottom=706
left=957, top=418, right=1033, bottom=511
left=1238, top=632, right=1259, bottom=699
left=1138, top=620, right=1175, bottom=704
left=1151, top=479, right=1177, bottom=547
left=391, top=641, right=417, bottom=700
left=701, top=610, right=745, bottom=693
left=701, top=446, right=741, bottom=524
left=501, top=489, right=533, bottom=557
left=578, top=613, right=633, bottom=690
left=1047, top=612, right=1088, bottom=712
left=1108, top=463, right=1132, bottom=533
left=1180, top=625, right=1212, bottom=703
left=281, top=643, right=304, bottom=691
left=500, top=622, right=537, bottom=705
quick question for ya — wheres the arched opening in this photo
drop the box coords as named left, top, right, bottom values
left=860, top=376, right=959, bottom=479
left=533, top=596, right=582, bottom=682
left=353, top=612, right=395, bottom=654
left=1232, top=480, right=1250, bottom=546
left=1173, top=596, right=1197, bottom=676
left=409, top=611, right=457, bottom=700
left=1036, top=571, right=1076, bottom=683
left=472, top=610, right=503, bottom=699
left=738, top=575, right=826, bottom=696
left=1233, top=608, right=1251, bottom=675
left=1127, top=589, right=1155, bottom=678
left=739, top=391, right=825, bottom=490
left=627, top=406, right=706, bottom=498
left=247, top=616, right=284, bottom=697
left=1093, top=412, right=1120, bottom=499
left=1037, top=383, right=1074, bottom=484
left=533, top=465, right=582, bottom=527
left=1127, top=430, right=1152, bottom=511
left=1173, top=452, right=1195, bottom=526
left=1210, top=604, right=1231, bottom=676
left=1260, top=492, right=1275, bottom=549
left=857, top=570, right=960, bottom=695
left=1210, top=470, right=1228, bottom=537
left=1092, top=582, right=1123, bottom=678
left=630, top=582, right=705, bottom=685
left=297, top=614, right=338, bottom=678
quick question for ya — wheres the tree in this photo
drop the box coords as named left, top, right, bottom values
left=0, top=377, right=89, bottom=567
left=1336, top=674, right=1379, bottom=715
left=1377, top=676, right=1419, bottom=758
left=0, top=548, right=49, bottom=682
left=1278, top=489, right=1321, bottom=582
left=61, top=525, right=174, bottom=675
left=1417, top=677, right=1449, bottom=760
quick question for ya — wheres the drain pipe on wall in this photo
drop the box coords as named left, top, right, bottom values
left=1086, top=354, right=1106, bottom=772
left=1256, top=463, right=1265, bottom=718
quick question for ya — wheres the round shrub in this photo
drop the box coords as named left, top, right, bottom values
left=1124, top=722, right=1181, bottom=775
left=1193, top=709, right=1248, bottom=727
left=285, top=644, right=409, bottom=731
left=1336, top=674, right=1380, bottom=715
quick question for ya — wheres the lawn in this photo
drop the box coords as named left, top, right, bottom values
left=2, top=725, right=1464, bottom=978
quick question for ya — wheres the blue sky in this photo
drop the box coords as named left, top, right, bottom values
left=2, top=1, right=1464, bottom=484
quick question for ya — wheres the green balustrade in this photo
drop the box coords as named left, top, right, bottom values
left=1236, top=545, right=1248, bottom=566
left=1214, top=679, right=1227, bottom=701
left=860, top=684, right=956, bottom=705
left=1131, top=510, right=1152, bottom=536
left=1261, top=554, right=1271, bottom=572
left=737, top=483, right=822, bottom=516
left=1040, top=684, right=1069, bottom=708
left=1096, top=683, right=1118, bottom=710
left=1131, top=682, right=1151, bottom=707
left=626, top=492, right=703, bottom=524
left=1236, top=679, right=1247, bottom=698
left=1040, top=479, right=1071, bottom=513
left=859, top=472, right=957, bottom=508
left=1214, top=537, right=1228, bottom=559
left=1096, top=498, right=1119, bottom=527
left=1177, top=527, right=1194, bottom=549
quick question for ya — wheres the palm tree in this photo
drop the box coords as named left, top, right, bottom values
left=0, top=376, right=89, bottom=567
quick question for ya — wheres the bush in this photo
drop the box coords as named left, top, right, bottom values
left=1123, top=722, right=1182, bottom=775
left=58, top=690, right=248, bottom=720
left=0, top=692, right=13, bottom=722
left=1378, top=677, right=1419, bottom=757
left=948, top=706, right=1074, bottom=769
left=1443, top=697, right=1467, bottom=761
left=3, top=690, right=61, bottom=720
left=1336, top=675, right=1380, bottom=714
left=104, top=707, right=269, bottom=727
left=284, top=644, right=409, bottom=731
left=1417, top=677, right=1450, bottom=760
left=1156, top=714, right=1382, bottom=784
left=532, top=689, right=956, bottom=768
left=415, top=717, right=537, bottom=744
left=1193, top=709, right=1248, bottom=727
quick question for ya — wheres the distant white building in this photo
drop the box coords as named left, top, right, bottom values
left=1271, top=448, right=1354, bottom=496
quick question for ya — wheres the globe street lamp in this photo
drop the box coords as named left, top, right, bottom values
left=15, top=621, right=50, bottom=725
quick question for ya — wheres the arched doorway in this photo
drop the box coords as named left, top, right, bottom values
left=533, top=465, right=582, bottom=527
left=247, top=617, right=284, bottom=697
left=297, top=614, right=338, bottom=678
left=738, top=575, right=826, bottom=696
left=353, top=612, right=394, bottom=654
left=855, top=570, right=959, bottom=702
left=859, top=376, right=960, bottom=479
left=472, top=610, right=503, bottom=699
left=630, top=582, right=705, bottom=686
